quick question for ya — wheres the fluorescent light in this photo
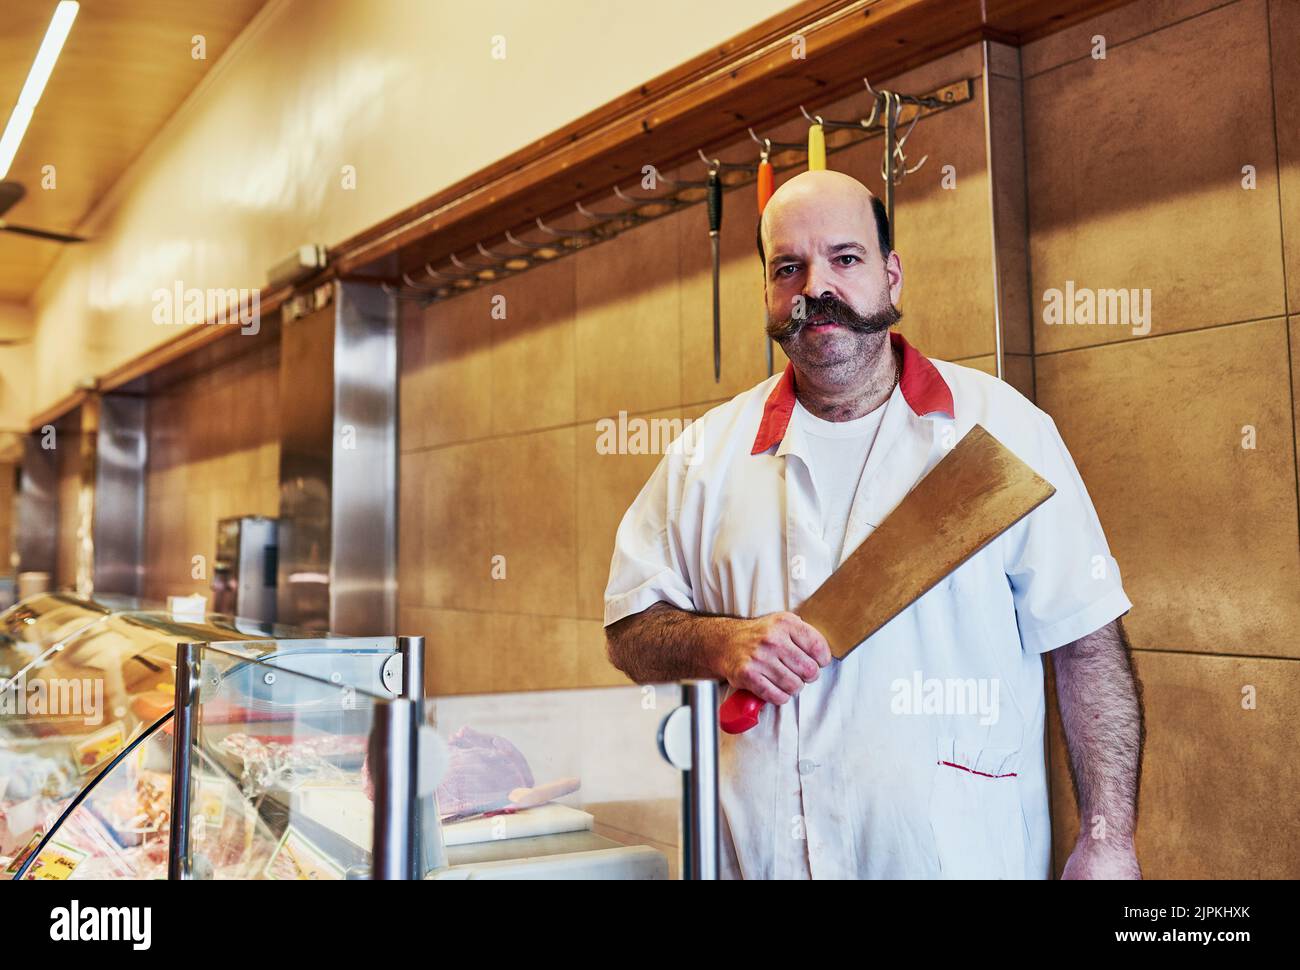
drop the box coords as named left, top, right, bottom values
left=0, top=1, right=79, bottom=180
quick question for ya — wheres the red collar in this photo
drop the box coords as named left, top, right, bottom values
left=750, top=331, right=955, bottom=455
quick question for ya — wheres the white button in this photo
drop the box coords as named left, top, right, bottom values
left=798, top=758, right=817, bottom=776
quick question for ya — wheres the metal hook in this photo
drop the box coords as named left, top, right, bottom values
left=423, top=263, right=475, bottom=283
left=879, top=92, right=928, bottom=184
left=576, top=199, right=632, bottom=220
left=535, top=215, right=599, bottom=240
left=613, top=185, right=688, bottom=215
left=697, top=148, right=758, bottom=173
left=799, top=104, right=825, bottom=127
left=861, top=83, right=884, bottom=129
left=657, top=170, right=708, bottom=189
left=478, top=241, right=532, bottom=271
left=451, top=252, right=504, bottom=280
left=504, top=229, right=551, bottom=251
left=747, top=126, right=803, bottom=152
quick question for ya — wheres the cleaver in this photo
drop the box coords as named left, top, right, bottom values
left=718, top=424, right=1056, bottom=734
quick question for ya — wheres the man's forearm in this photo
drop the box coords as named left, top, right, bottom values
left=1053, top=618, right=1145, bottom=846
left=605, top=602, right=737, bottom=683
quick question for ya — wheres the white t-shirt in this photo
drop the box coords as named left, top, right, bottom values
left=793, top=397, right=888, bottom=564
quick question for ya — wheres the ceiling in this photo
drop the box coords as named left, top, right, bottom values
left=0, top=0, right=268, bottom=304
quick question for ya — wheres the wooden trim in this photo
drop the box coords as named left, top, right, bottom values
left=28, top=389, right=88, bottom=433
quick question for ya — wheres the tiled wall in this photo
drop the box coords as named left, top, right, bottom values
left=1022, top=0, right=1299, bottom=877
left=142, top=342, right=280, bottom=604
left=397, top=44, right=1009, bottom=695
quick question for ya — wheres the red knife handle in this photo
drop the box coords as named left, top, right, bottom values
left=757, top=159, right=774, bottom=214
left=719, top=689, right=765, bottom=734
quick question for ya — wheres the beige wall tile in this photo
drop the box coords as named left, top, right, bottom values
left=142, top=341, right=280, bottom=604
left=987, top=73, right=1032, bottom=357
left=575, top=211, right=682, bottom=422
left=1036, top=319, right=1300, bottom=657
left=1047, top=648, right=1300, bottom=878
left=577, top=618, right=629, bottom=687
left=575, top=407, right=680, bottom=619
left=405, top=287, right=494, bottom=449
left=490, top=257, right=577, bottom=435
left=490, top=425, right=577, bottom=617
left=955, top=354, right=997, bottom=376
left=418, top=439, right=496, bottom=613
left=491, top=611, right=579, bottom=692
left=1026, top=0, right=1285, bottom=354
left=1271, top=0, right=1300, bottom=314
left=1023, top=0, right=1236, bottom=77
left=1292, top=317, right=1299, bottom=491
left=399, top=606, right=496, bottom=696
left=398, top=304, right=427, bottom=448
left=397, top=448, right=425, bottom=607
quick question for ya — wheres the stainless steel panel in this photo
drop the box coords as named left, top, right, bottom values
left=330, top=280, right=397, bottom=635
left=276, top=281, right=396, bottom=635
left=15, top=431, right=57, bottom=576
left=276, top=303, right=335, bottom=632
left=93, top=394, right=147, bottom=597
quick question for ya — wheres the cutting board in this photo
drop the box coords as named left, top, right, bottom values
left=441, top=804, right=594, bottom=846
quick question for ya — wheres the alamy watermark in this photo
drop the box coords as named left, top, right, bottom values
left=0, top=672, right=103, bottom=726
left=889, top=670, right=1000, bottom=726
left=151, top=281, right=260, bottom=335
left=595, top=411, right=702, bottom=463
left=1042, top=281, right=1151, bottom=336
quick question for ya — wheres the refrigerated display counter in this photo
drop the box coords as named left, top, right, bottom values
left=163, top=646, right=718, bottom=880
left=2, top=616, right=720, bottom=880
left=0, top=603, right=404, bottom=880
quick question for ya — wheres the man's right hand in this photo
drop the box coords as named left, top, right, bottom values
left=716, top=611, right=832, bottom=705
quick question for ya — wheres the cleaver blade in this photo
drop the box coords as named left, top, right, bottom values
left=719, top=423, right=1056, bottom=734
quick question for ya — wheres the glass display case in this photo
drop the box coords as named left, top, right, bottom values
left=0, top=598, right=404, bottom=880
left=424, top=681, right=717, bottom=880
left=15, top=639, right=409, bottom=880
left=2, top=604, right=721, bottom=880
left=0, top=593, right=118, bottom=686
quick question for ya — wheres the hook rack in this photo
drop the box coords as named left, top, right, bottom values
left=389, top=76, right=973, bottom=303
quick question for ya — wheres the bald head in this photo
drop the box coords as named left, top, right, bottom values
left=757, top=170, right=891, bottom=269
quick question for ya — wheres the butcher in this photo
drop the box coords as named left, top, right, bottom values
left=603, top=169, right=1144, bottom=879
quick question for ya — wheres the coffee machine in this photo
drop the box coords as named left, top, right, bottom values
left=212, top=516, right=278, bottom=622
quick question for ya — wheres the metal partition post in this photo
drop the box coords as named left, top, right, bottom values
left=398, top=635, right=425, bottom=703
left=682, top=680, right=720, bottom=879
left=168, top=642, right=200, bottom=880
left=370, top=697, right=418, bottom=879
left=659, top=680, right=721, bottom=879
left=397, top=635, right=445, bottom=878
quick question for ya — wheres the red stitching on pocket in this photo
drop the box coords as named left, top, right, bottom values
left=938, top=760, right=1017, bottom=778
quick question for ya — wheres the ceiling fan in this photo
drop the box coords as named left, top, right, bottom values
left=0, top=180, right=85, bottom=243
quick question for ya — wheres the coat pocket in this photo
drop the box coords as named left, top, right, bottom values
left=928, top=736, right=1029, bottom=879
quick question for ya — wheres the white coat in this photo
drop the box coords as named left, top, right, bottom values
left=604, top=332, right=1131, bottom=878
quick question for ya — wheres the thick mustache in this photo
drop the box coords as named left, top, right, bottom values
left=766, top=297, right=902, bottom=340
